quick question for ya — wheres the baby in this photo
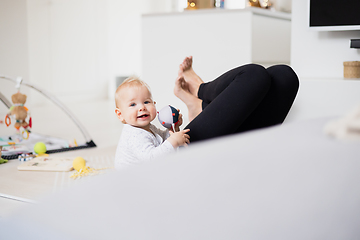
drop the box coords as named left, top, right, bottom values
left=114, top=76, right=190, bottom=169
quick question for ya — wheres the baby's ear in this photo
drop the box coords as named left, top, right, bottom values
left=115, top=108, right=124, bottom=121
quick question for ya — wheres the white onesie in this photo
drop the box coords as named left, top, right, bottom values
left=114, top=123, right=174, bottom=169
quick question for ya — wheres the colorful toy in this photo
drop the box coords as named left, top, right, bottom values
left=157, top=105, right=180, bottom=131
left=18, top=153, right=36, bottom=162
left=5, top=91, right=32, bottom=139
left=34, top=142, right=47, bottom=154
left=0, top=146, right=8, bottom=164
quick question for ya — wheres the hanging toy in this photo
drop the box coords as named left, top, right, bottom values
left=157, top=105, right=180, bottom=131
left=5, top=91, right=32, bottom=139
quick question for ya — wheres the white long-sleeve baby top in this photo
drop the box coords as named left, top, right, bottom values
left=114, top=124, right=174, bottom=169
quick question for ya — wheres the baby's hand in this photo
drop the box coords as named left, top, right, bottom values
left=167, top=129, right=190, bottom=148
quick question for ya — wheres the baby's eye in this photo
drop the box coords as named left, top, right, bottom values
left=130, top=103, right=136, bottom=107
left=144, top=100, right=151, bottom=104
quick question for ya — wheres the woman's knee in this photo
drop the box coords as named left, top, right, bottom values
left=241, top=63, right=267, bottom=73
left=267, top=65, right=299, bottom=81
left=267, top=65, right=299, bottom=91
left=236, top=63, right=271, bottom=88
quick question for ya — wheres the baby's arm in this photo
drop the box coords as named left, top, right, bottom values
left=130, top=134, right=175, bottom=162
left=166, top=129, right=190, bottom=148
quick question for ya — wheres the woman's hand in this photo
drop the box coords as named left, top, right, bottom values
left=174, top=112, right=183, bottom=132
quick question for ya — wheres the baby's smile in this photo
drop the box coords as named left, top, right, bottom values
left=137, top=114, right=149, bottom=119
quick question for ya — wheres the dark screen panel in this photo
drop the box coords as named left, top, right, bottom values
left=310, top=0, right=360, bottom=27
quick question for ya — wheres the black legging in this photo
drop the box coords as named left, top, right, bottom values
left=185, top=64, right=299, bottom=142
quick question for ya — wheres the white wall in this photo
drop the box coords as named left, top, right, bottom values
left=291, top=0, right=360, bottom=79
left=26, top=0, right=52, bottom=105
left=106, top=0, right=174, bottom=99
left=1, top=0, right=109, bottom=106
left=1, top=0, right=175, bottom=108
left=0, top=0, right=30, bottom=110
left=27, top=0, right=109, bottom=104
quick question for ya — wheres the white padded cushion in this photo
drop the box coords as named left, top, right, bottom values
left=1, top=117, right=360, bottom=240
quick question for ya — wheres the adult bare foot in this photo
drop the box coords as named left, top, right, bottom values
left=178, top=56, right=204, bottom=97
left=174, top=75, right=202, bottom=121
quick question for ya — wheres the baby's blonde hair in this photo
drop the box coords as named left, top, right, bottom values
left=114, top=76, right=152, bottom=108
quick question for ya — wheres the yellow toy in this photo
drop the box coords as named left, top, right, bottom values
left=33, top=142, right=47, bottom=155
left=71, top=157, right=98, bottom=179
left=72, top=156, right=86, bottom=171
left=70, top=156, right=113, bottom=179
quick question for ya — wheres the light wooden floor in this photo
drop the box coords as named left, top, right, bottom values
left=0, top=99, right=123, bottom=219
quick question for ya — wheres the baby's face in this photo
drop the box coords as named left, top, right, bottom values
left=115, top=85, right=156, bottom=131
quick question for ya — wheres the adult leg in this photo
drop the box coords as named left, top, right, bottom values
left=185, top=64, right=272, bottom=142
left=235, top=65, right=299, bottom=133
